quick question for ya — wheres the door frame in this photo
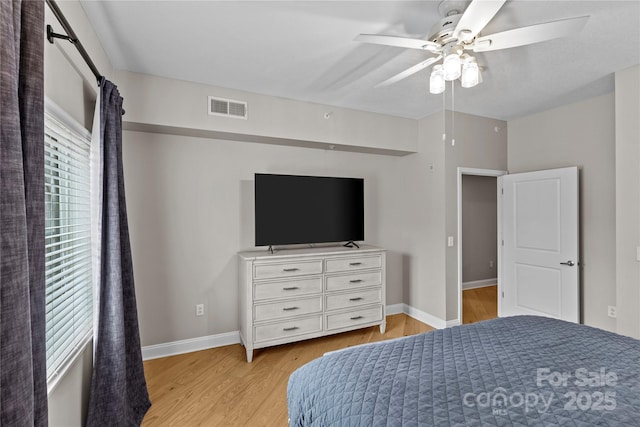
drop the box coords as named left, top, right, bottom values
left=456, top=167, right=507, bottom=324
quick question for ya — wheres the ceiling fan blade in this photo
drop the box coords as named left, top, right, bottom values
left=375, top=56, right=442, bottom=88
left=453, top=0, right=506, bottom=41
left=355, top=34, right=441, bottom=53
left=472, top=16, right=589, bottom=52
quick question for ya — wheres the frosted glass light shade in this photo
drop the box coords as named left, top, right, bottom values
left=461, top=61, right=479, bottom=88
left=443, top=53, right=461, bottom=81
left=429, top=65, right=445, bottom=94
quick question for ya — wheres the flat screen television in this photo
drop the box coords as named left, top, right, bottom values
left=254, top=173, right=364, bottom=247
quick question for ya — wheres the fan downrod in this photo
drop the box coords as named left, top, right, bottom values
left=437, top=0, right=470, bottom=18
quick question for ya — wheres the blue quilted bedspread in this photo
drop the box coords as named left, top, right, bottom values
left=287, top=316, right=640, bottom=426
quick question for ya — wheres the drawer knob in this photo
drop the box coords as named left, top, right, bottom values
left=349, top=297, right=364, bottom=301
left=349, top=279, right=363, bottom=283
left=349, top=262, right=363, bottom=266
left=283, top=326, right=299, bottom=331
left=282, top=286, right=300, bottom=291
left=282, top=306, right=299, bottom=311
left=350, top=316, right=364, bottom=320
left=283, top=268, right=300, bottom=272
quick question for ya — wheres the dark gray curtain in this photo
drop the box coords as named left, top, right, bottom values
left=0, top=0, right=48, bottom=425
left=85, top=79, right=151, bottom=426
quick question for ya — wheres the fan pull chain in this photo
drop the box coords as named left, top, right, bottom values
left=451, top=81, right=455, bottom=146
left=442, top=88, right=446, bottom=141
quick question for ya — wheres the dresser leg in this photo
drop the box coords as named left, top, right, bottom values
left=246, top=348, right=253, bottom=363
left=379, top=320, right=386, bottom=334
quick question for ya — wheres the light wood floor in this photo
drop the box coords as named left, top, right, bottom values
left=462, top=284, right=498, bottom=324
left=142, top=291, right=497, bottom=426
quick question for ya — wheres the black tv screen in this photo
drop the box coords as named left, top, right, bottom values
left=255, top=173, right=364, bottom=246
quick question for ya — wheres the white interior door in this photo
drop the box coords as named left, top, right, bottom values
left=499, top=167, right=579, bottom=323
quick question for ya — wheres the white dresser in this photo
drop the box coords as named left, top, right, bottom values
left=238, top=245, right=386, bottom=362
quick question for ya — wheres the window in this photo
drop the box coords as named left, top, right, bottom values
left=44, top=101, right=93, bottom=389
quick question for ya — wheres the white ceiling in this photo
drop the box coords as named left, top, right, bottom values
left=80, top=1, right=640, bottom=121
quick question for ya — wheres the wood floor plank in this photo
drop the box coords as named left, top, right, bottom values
left=142, top=302, right=494, bottom=426
left=462, top=285, right=498, bottom=324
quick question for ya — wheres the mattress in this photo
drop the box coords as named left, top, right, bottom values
left=287, top=316, right=640, bottom=426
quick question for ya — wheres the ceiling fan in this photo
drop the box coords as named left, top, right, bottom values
left=355, top=0, right=589, bottom=93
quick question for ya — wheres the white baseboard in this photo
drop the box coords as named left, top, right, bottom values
left=446, top=319, right=462, bottom=327
left=462, top=278, right=497, bottom=290
left=386, top=303, right=404, bottom=315
left=392, top=303, right=460, bottom=329
left=142, top=331, right=241, bottom=361
left=402, top=304, right=448, bottom=329
left=142, top=303, right=455, bottom=360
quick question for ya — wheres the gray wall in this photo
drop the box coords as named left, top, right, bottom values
left=396, top=112, right=448, bottom=320
left=462, top=175, right=498, bottom=283
left=615, top=65, right=640, bottom=339
left=123, top=131, right=414, bottom=345
left=507, top=93, right=616, bottom=331
left=43, top=1, right=113, bottom=425
left=114, top=70, right=418, bottom=155
left=122, top=106, right=508, bottom=344
left=114, top=49, right=512, bottom=339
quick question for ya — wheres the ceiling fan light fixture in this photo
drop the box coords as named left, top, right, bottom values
left=430, top=65, right=446, bottom=94
left=461, top=59, right=479, bottom=88
left=443, top=53, right=461, bottom=81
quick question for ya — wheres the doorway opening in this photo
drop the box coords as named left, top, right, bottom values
left=457, top=168, right=506, bottom=325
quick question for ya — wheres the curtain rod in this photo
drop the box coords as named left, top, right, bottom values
left=46, top=0, right=125, bottom=115
left=45, top=0, right=102, bottom=85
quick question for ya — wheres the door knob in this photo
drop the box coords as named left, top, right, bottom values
left=560, top=261, right=575, bottom=266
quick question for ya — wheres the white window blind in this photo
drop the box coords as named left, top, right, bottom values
left=44, top=108, right=93, bottom=387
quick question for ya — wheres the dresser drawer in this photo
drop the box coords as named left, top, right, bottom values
left=254, top=260, right=323, bottom=280
left=325, top=255, right=381, bottom=273
left=254, top=277, right=322, bottom=301
left=254, top=315, right=322, bottom=343
left=254, top=296, right=322, bottom=322
left=326, top=306, right=383, bottom=331
left=325, top=271, right=382, bottom=292
left=325, top=288, right=381, bottom=311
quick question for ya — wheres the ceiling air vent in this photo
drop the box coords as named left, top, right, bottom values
left=208, top=96, right=247, bottom=119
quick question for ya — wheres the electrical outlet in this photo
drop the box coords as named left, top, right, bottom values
left=607, top=306, right=617, bottom=318
left=447, top=236, right=454, bottom=247
left=196, top=304, right=204, bottom=317
left=489, top=260, right=494, bottom=268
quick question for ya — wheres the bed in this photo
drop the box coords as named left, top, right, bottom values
left=287, top=316, right=640, bottom=426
